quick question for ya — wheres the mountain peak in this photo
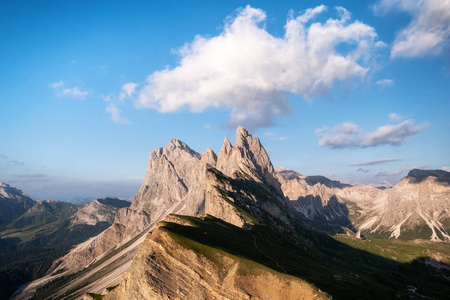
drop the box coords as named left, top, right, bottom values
left=217, top=127, right=280, bottom=191
left=406, top=169, right=450, bottom=185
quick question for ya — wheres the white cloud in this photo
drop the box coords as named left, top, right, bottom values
left=263, top=132, right=289, bottom=141
left=360, top=119, right=429, bottom=147
left=350, top=158, right=403, bottom=166
left=62, top=87, right=88, bottom=99
left=106, top=103, right=130, bottom=124
left=317, top=122, right=360, bottom=148
left=317, top=117, right=428, bottom=148
left=137, top=5, right=383, bottom=128
left=50, top=81, right=64, bottom=88
left=119, top=82, right=138, bottom=101
left=50, top=81, right=88, bottom=99
left=442, top=166, right=450, bottom=172
left=204, top=124, right=212, bottom=129
left=376, top=79, right=394, bottom=87
left=389, top=113, right=403, bottom=122
left=375, top=0, right=450, bottom=58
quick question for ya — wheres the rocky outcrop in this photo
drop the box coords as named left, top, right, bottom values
left=104, top=215, right=328, bottom=300
left=70, top=198, right=130, bottom=227
left=0, top=182, right=35, bottom=225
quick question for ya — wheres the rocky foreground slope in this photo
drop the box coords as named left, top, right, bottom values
left=13, top=127, right=450, bottom=300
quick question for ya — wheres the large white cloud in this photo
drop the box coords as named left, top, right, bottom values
left=374, top=0, right=450, bottom=57
left=317, top=116, right=428, bottom=148
left=137, top=5, right=383, bottom=128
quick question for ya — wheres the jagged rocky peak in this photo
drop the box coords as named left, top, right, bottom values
left=201, top=147, right=217, bottom=167
left=405, top=168, right=450, bottom=185
left=217, top=126, right=279, bottom=189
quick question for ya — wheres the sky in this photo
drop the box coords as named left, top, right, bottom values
left=1, top=0, right=449, bottom=201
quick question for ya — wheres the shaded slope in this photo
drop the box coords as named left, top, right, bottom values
left=106, top=214, right=450, bottom=300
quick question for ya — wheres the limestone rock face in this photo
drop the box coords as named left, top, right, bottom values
left=70, top=199, right=130, bottom=227
left=104, top=216, right=327, bottom=300
left=51, top=139, right=214, bottom=274
left=357, top=170, right=450, bottom=242
left=277, top=167, right=450, bottom=242
left=0, top=182, right=35, bottom=225
left=276, top=168, right=351, bottom=223
left=217, top=126, right=280, bottom=192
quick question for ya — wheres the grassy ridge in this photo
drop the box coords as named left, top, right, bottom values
left=161, top=215, right=450, bottom=300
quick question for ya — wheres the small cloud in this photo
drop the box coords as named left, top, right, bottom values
left=442, top=166, right=450, bottom=172
left=360, top=119, right=429, bottom=147
left=376, top=165, right=431, bottom=177
left=119, top=82, right=138, bottom=101
left=15, top=173, right=47, bottom=178
left=357, top=168, right=369, bottom=173
left=62, top=87, right=89, bottom=99
left=8, top=160, right=24, bottom=167
left=50, top=81, right=88, bottom=99
left=106, top=103, right=130, bottom=124
left=101, top=94, right=113, bottom=102
left=389, top=113, right=403, bottom=122
left=204, top=124, right=212, bottom=130
left=350, top=158, right=403, bottom=166
left=376, top=79, right=394, bottom=88
left=263, top=132, right=289, bottom=141
left=317, top=122, right=360, bottom=148
left=317, top=116, right=428, bottom=148
left=50, top=81, right=64, bottom=88
left=14, top=173, right=48, bottom=182
left=0, top=154, right=24, bottom=167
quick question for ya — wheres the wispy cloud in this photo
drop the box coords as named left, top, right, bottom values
left=376, top=79, right=394, bottom=88
left=0, top=154, right=24, bottom=167
left=316, top=122, right=360, bottom=148
left=106, top=103, right=130, bottom=124
left=374, top=0, right=450, bottom=58
left=317, top=117, right=428, bottom=148
left=351, top=158, right=403, bottom=166
left=50, top=81, right=88, bottom=99
left=357, top=168, right=369, bottom=173
left=136, top=5, right=384, bottom=129
left=13, top=173, right=49, bottom=183
left=389, top=113, right=403, bottom=122
left=263, top=132, right=288, bottom=141
left=119, top=82, right=138, bottom=101
left=376, top=165, right=431, bottom=177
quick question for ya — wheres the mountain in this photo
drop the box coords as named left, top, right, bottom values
left=0, top=194, right=130, bottom=300
left=277, top=167, right=450, bottom=242
left=12, top=127, right=450, bottom=300
left=0, top=182, right=35, bottom=226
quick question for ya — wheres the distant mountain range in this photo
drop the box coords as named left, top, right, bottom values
left=0, top=184, right=130, bottom=300
left=7, top=127, right=450, bottom=300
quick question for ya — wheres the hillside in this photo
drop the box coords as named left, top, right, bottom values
left=0, top=195, right=130, bottom=300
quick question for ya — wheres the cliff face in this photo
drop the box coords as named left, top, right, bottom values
left=104, top=215, right=327, bottom=300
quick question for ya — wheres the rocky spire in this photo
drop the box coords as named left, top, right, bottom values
left=217, top=126, right=280, bottom=191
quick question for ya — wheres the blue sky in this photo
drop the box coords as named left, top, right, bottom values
left=1, top=0, right=449, bottom=200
